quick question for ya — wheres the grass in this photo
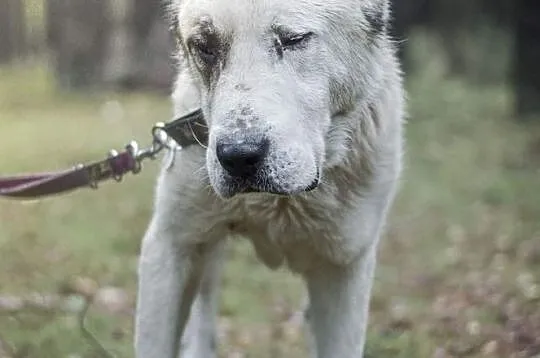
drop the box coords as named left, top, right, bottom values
left=0, top=50, right=539, bottom=358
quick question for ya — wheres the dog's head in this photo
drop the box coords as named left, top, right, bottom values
left=171, top=0, right=392, bottom=198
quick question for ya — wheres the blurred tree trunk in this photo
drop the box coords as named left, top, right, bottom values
left=390, top=0, right=478, bottom=75
left=103, top=0, right=175, bottom=91
left=0, top=0, right=26, bottom=64
left=391, top=0, right=513, bottom=82
left=389, top=0, right=430, bottom=70
left=514, top=0, right=540, bottom=120
left=46, top=0, right=108, bottom=89
left=46, top=0, right=174, bottom=91
left=431, top=1, right=477, bottom=75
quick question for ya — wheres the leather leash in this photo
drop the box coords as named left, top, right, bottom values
left=0, top=109, right=208, bottom=199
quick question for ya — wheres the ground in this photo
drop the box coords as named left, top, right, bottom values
left=0, top=43, right=539, bottom=357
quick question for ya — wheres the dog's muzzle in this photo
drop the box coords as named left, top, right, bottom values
left=215, top=138, right=319, bottom=197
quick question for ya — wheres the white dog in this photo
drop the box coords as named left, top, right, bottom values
left=135, top=0, right=405, bottom=356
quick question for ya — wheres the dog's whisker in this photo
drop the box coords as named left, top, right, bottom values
left=188, top=121, right=208, bottom=149
left=193, top=122, right=208, bottom=128
left=193, top=164, right=207, bottom=176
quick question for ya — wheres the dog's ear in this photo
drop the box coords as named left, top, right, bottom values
left=164, top=0, right=183, bottom=40
left=170, top=16, right=182, bottom=46
left=165, top=1, right=190, bottom=62
left=166, top=0, right=191, bottom=56
left=364, top=0, right=390, bottom=39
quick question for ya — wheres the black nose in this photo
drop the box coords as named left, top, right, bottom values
left=216, top=139, right=269, bottom=178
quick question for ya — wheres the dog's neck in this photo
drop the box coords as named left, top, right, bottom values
left=321, top=89, right=402, bottom=204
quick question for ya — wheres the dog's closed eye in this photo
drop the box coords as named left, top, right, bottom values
left=273, top=30, right=314, bottom=59
left=189, top=39, right=218, bottom=65
left=187, top=37, right=218, bottom=66
left=279, top=32, right=314, bottom=49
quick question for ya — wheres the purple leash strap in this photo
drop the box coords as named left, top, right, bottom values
left=0, top=109, right=207, bottom=199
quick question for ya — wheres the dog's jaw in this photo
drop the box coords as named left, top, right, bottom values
left=210, top=169, right=321, bottom=199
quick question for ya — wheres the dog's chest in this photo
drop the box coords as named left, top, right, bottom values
left=220, top=194, right=345, bottom=272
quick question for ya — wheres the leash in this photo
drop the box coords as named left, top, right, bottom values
left=0, top=109, right=208, bottom=199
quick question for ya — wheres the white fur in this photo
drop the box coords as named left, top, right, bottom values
left=135, top=0, right=405, bottom=356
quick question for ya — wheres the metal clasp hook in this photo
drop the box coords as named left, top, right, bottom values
left=124, top=122, right=180, bottom=174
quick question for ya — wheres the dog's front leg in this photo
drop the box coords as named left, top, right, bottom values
left=180, top=239, right=225, bottom=358
left=303, top=244, right=378, bottom=358
left=135, top=217, right=205, bottom=358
